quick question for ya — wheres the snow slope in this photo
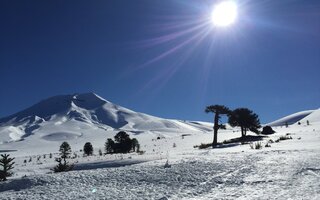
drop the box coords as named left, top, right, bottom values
left=0, top=109, right=319, bottom=199
left=266, top=110, right=314, bottom=126
left=0, top=93, right=212, bottom=155
left=300, top=108, right=320, bottom=124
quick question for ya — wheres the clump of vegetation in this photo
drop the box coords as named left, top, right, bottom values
left=265, top=143, right=271, bottom=147
left=274, top=135, right=293, bottom=143
left=0, top=154, right=15, bottom=181
left=164, top=159, right=171, bottom=168
left=53, top=141, right=74, bottom=173
left=98, top=149, right=103, bottom=156
left=194, top=143, right=213, bottom=149
left=83, top=142, right=93, bottom=156
left=261, top=126, right=275, bottom=135
left=105, top=131, right=141, bottom=154
left=249, top=142, right=263, bottom=150
left=279, top=135, right=293, bottom=141
left=138, top=150, right=145, bottom=155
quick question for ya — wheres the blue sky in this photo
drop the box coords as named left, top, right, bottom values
left=0, top=0, right=319, bottom=123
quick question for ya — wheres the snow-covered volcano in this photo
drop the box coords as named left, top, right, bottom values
left=0, top=93, right=212, bottom=145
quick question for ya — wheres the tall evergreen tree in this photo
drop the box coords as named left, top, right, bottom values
left=105, top=138, right=115, bottom=154
left=59, top=141, right=72, bottom=164
left=228, top=108, right=261, bottom=138
left=0, top=154, right=15, bottom=181
left=205, top=105, right=231, bottom=147
left=53, top=141, right=73, bottom=172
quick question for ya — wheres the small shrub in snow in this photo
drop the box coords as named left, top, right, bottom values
left=194, top=143, right=212, bottom=149
left=138, top=150, right=145, bottom=155
left=164, top=159, right=171, bottom=168
left=28, top=157, right=32, bottom=162
left=268, top=139, right=274, bottom=143
left=72, top=152, right=78, bottom=159
left=49, top=153, right=52, bottom=159
left=265, top=143, right=271, bottom=148
left=279, top=135, right=292, bottom=141
left=173, top=143, right=177, bottom=148
left=23, top=159, right=27, bottom=164
left=0, top=154, right=15, bottom=181
left=250, top=142, right=262, bottom=150
left=98, top=149, right=103, bottom=156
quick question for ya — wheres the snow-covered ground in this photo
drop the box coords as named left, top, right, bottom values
left=0, top=94, right=319, bottom=199
left=1, top=122, right=320, bottom=199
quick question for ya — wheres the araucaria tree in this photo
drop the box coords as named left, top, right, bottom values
left=114, top=131, right=133, bottom=153
left=205, top=105, right=231, bottom=147
left=131, top=138, right=140, bottom=152
left=0, top=154, right=15, bottom=181
left=105, top=138, right=115, bottom=154
left=105, top=131, right=140, bottom=154
left=83, top=142, right=93, bottom=156
left=228, top=108, right=261, bottom=138
left=53, top=141, right=73, bottom=172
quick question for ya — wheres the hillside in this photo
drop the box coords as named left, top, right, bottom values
left=0, top=93, right=212, bottom=155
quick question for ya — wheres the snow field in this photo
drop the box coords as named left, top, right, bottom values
left=1, top=123, right=320, bottom=199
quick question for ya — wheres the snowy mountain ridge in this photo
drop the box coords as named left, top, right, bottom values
left=0, top=92, right=212, bottom=145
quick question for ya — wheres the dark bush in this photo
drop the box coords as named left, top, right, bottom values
left=83, top=142, right=93, bottom=156
left=194, top=143, right=212, bottom=149
left=261, top=126, right=275, bottom=135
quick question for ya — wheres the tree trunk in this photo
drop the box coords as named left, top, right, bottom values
left=241, top=126, right=245, bottom=138
left=212, top=113, right=219, bottom=147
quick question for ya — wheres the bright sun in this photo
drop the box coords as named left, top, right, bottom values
left=211, top=1, right=238, bottom=27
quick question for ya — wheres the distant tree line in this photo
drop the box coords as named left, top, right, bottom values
left=53, top=131, right=141, bottom=173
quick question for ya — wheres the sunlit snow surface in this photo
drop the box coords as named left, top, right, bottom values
left=0, top=96, right=319, bottom=199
